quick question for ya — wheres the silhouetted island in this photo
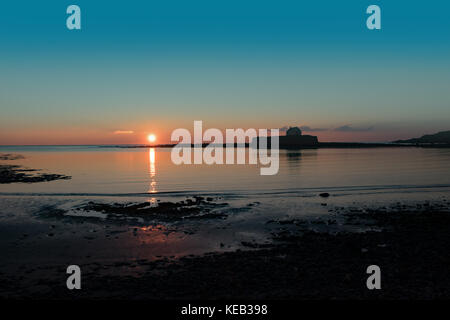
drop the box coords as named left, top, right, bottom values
left=279, top=127, right=319, bottom=148
left=254, top=126, right=319, bottom=149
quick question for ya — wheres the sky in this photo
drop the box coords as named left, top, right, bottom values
left=1, top=0, right=450, bottom=145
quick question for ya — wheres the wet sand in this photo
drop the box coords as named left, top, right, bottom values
left=1, top=200, right=449, bottom=299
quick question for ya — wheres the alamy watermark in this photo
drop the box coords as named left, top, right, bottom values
left=171, top=121, right=279, bottom=175
left=66, top=5, right=381, bottom=31
left=66, top=265, right=81, bottom=290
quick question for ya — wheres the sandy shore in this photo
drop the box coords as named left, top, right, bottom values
left=1, top=153, right=450, bottom=299
left=1, top=201, right=449, bottom=299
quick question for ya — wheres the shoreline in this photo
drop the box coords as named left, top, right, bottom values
left=1, top=199, right=449, bottom=299
left=99, top=142, right=450, bottom=149
left=2, top=142, right=450, bottom=149
left=1, top=151, right=450, bottom=299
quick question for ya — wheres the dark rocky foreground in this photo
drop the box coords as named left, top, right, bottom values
left=2, top=204, right=450, bottom=300
left=78, top=197, right=230, bottom=222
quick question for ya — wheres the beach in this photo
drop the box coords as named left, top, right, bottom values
left=1, top=146, right=450, bottom=299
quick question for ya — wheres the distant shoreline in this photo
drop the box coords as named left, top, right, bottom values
left=1, top=142, right=450, bottom=149
left=98, top=142, right=450, bottom=149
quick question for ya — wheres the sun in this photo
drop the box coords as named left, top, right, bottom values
left=147, top=134, right=156, bottom=143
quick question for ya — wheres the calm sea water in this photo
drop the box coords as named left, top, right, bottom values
left=0, top=146, right=449, bottom=196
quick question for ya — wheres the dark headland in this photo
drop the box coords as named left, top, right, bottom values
left=393, top=130, right=450, bottom=145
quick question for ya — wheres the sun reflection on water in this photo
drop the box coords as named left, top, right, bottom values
left=148, top=148, right=157, bottom=193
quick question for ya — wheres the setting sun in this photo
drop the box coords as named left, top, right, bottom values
left=147, top=134, right=156, bottom=143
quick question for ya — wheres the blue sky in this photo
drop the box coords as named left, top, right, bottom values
left=1, top=0, right=450, bottom=144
